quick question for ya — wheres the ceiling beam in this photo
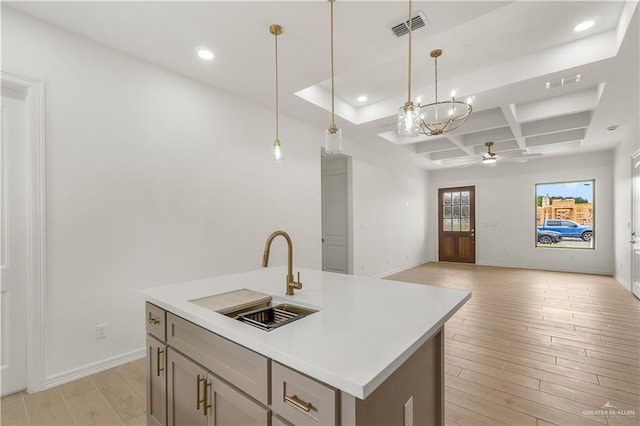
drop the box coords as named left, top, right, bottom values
left=500, top=104, right=526, bottom=150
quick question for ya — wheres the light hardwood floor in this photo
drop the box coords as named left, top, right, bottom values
left=1, top=263, right=639, bottom=425
left=387, top=263, right=640, bottom=426
left=1, top=358, right=146, bottom=426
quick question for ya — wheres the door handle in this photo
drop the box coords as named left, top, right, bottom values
left=322, top=238, right=325, bottom=243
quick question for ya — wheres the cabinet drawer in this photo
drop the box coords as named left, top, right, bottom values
left=166, top=313, right=269, bottom=405
left=272, top=362, right=338, bottom=425
left=146, top=303, right=166, bottom=341
left=272, top=414, right=293, bottom=426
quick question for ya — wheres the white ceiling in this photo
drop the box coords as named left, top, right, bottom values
left=8, top=1, right=639, bottom=169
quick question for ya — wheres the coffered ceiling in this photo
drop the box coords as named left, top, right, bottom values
left=7, top=1, right=639, bottom=169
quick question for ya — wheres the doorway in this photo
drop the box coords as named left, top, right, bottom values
left=438, top=186, right=476, bottom=263
left=1, top=85, right=29, bottom=395
left=321, top=153, right=352, bottom=274
left=631, top=152, right=640, bottom=299
left=0, top=72, right=46, bottom=394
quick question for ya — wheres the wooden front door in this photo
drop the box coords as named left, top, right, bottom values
left=438, top=186, right=476, bottom=263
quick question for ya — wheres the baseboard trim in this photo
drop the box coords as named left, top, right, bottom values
left=45, top=347, right=145, bottom=389
left=373, top=259, right=430, bottom=279
left=474, top=261, right=613, bottom=276
left=614, top=274, right=632, bottom=291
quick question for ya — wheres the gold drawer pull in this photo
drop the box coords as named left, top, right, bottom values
left=285, top=394, right=312, bottom=412
left=147, top=312, right=160, bottom=325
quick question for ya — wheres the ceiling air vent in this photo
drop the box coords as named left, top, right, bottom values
left=391, top=13, right=428, bottom=38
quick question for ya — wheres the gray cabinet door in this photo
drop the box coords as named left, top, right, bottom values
left=167, top=348, right=209, bottom=426
left=147, top=335, right=167, bottom=426
left=210, top=378, right=270, bottom=426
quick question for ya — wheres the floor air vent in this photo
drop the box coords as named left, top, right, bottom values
left=391, top=13, right=427, bottom=37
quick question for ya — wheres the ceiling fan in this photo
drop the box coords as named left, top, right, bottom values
left=439, top=142, right=543, bottom=168
left=482, top=141, right=498, bottom=165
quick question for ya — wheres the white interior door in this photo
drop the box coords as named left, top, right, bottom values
left=321, top=156, right=349, bottom=274
left=1, top=87, right=29, bottom=395
left=632, top=153, right=640, bottom=299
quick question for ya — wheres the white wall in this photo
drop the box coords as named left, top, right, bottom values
left=613, top=121, right=640, bottom=289
left=428, top=151, right=614, bottom=275
left=2, top=7, right=430, bottom=386
left=345, top=141, right=430, bottom=277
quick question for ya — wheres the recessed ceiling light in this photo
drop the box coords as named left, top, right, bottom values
left=197, top=49, right=214, bottom=61
left=574, top=20, right=594, bottom=32
left=357, top=95, right=368, bottom=102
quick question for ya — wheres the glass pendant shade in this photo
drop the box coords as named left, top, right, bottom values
left=398, top=102, right=420, bottom=137
left=272, top=139, right=284, bottom=163
left=324, top=126, right=343, bottom=155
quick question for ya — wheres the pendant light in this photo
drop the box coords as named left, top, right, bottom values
left=397, top=0, right=420, bottom=137
left=270, top=24, right=285, bottom=163
left=418, top=49, right=473, bottom=136
left=324, top=0, right=343, bottom=155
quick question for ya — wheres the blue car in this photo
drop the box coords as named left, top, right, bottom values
left=538, top=220, right=592, bottom=241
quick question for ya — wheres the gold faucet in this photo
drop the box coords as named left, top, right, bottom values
left=262, top=231, right=303, bottom=296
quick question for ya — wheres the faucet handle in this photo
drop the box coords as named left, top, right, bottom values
left=289, top=272, right=302, bottom=290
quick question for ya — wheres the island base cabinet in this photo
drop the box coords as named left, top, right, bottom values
left=167, top=348, right=209, bottom=426
left=342, top=328, right=444, bottom=426
left=146, top=335, right=167, bottom=426
left=167, top=348, right=270, bottom=426
left=210, top=378, right=270, bottom=425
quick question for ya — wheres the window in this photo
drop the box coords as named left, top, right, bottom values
left=535, top=180, right=594, bottom=249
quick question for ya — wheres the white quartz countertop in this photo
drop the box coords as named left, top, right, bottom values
left=139, top=266, right=470, bottom=399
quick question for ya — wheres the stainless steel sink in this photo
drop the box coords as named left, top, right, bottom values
left=227, top=303, right=317, bottom=331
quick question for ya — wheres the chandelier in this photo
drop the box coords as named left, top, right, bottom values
left=324, top=0, right=343, bottom=154
left=397, top=0, right=472, bottom=137
left=418, top=49, right=473, bottom=136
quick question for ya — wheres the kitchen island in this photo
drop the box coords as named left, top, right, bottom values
left=139, top=266, right=470, bottom=425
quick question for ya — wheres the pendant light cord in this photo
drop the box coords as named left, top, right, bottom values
left=330, top=0, right=336, bottom=129
left=407, top=0, right=413, bottom=104
left=275, top=30, right=279, bottom=141
left=434, top=53, right=438, bottom=103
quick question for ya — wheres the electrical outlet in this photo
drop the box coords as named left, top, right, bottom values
left=96, top=324, right=107, bottom=339
left=404, top=395, right=413, bottom=426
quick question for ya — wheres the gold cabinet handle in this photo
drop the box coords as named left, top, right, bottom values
left=147, top=312, right=160, bottom=325
left=203, top=380, right=212, bottom=416
left=156, top=347, right=164, bottom=377
left=196, top=374, right=205, bottom=411
left=285, top=394, right=312, bottom=412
